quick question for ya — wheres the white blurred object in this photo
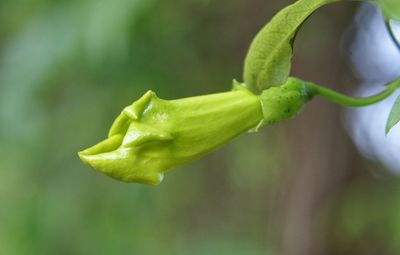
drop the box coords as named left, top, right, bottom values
left=345, top=3, right=400, bottom=175
left=346, top=3, right=400, bottom=84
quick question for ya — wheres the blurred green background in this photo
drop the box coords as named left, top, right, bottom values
left=1, top=1, right=400, bottom=255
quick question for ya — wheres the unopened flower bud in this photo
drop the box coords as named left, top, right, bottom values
left=78, top=78, right=312, bottom=185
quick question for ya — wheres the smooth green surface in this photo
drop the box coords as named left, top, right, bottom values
left=377, top=0, right=400, bottom=20
left=243, top=0, right=337, bottom=93
left=386, top=96, right=400, bottom=134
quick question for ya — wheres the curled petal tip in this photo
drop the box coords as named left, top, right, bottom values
left=77, top=151, right=89, bottom=166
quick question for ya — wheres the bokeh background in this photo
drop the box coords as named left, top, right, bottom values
left=1, top=0, right=400, bottom=254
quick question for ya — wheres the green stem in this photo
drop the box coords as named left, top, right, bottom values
left=385, top=19, right=400, bottom=51
left=305, top=80, right=400, bottom=107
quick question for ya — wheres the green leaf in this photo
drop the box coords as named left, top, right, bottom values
left=376, top=0, right=400, bottom=21
left=243, top=0, right=337, bottom=93
left=386, top=95, right=400, bottom=134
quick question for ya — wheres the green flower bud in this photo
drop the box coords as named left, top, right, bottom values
left=78, top=78, right=312, bottom=185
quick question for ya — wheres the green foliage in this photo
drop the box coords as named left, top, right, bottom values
left=243, top=0, right=336, bottom=93
left=376, top=0, right=400, bottom=20
left=384, top=80, right=400, bottom=134
left=244, top=0, right=400, bottom=132
left=386, top=96, right=400, bottom=134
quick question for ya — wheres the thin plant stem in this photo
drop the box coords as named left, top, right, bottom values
left=305, top=80, right=400, bottom=107
left=385, top=19, right=400, bottom=51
